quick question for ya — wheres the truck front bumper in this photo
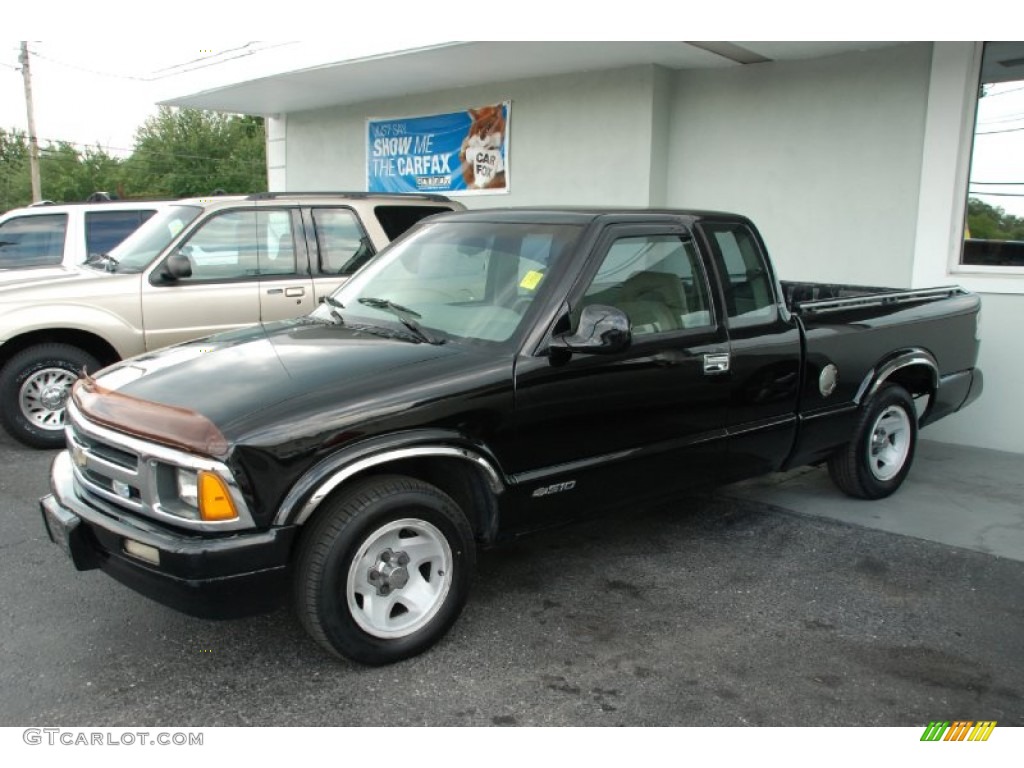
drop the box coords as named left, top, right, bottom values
left=40, top=451, right=297, bottom=619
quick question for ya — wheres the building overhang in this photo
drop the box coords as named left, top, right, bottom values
left=158, top=41, right=904, bottom=116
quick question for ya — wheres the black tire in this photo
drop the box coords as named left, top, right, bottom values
left=293, top=474, right=475, bottom=665
left=0, top=344, right=100, bottom=449
left=828, top=383, right=918, bottom=499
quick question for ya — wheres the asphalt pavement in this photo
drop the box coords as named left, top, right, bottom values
left=1, top=427, right=1022, bottom=726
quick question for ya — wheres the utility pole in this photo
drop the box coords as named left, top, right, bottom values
left=19, top=41, right=42, bottom=203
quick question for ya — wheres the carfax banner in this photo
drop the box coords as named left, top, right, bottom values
left=367, top=102, right=510, bottom=196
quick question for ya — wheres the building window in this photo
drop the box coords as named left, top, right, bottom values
left=962, top=42, right=1024, bottom=268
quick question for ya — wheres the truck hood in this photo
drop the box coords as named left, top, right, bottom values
left=86, top=318, right=475, bottom=448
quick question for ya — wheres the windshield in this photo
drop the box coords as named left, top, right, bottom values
left=314, top=221, right=582, bottom=344
left=104, top=205, right=202, bottom=272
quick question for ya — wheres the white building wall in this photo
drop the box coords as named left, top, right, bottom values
left=265, top=115, right=287, bottom=191
left=665, top=44, right=934, bottom=288
left=284, top=66, right=666, bottom=207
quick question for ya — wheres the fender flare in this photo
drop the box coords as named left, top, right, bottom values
left=274, top=433, right=507, bottom=527
left=853, top=348, right=939, bottom=406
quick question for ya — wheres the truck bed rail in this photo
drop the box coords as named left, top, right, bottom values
left=782, top=282, right=967, bottom=315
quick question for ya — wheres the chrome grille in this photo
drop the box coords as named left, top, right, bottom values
left=65, top=400, right=255, bottom=531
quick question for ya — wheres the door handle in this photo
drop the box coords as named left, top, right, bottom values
left=703, top=352, right=731, bottom=375
left=284, top=287, right=306, bottom=297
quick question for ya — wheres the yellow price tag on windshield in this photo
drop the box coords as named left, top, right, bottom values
left=520, top=270, right=544, bottom=290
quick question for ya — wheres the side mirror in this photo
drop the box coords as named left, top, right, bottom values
left=162, top=250, right=192, bottom=280
left=551, top=304, right=631, bottom=355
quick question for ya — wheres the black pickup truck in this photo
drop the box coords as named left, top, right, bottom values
left=39, top=208, right=983, bottom=665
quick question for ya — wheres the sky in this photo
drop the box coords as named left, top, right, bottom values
left=969, top=81, right=1024, bottom=218
left=0, top=41, right=320, bottom=156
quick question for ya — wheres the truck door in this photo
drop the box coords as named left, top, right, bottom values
left=511, top=224, right=732, bottom=517
left=696, top=219, right=802, bottom=481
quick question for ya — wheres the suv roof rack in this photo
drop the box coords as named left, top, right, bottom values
left=245, top=191, right=453, bottom=203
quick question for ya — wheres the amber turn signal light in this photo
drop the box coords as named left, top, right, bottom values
left=198, top=471, right=239, bottom=522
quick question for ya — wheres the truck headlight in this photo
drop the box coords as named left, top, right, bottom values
left=177, top=469, right=199, bottom=508
left=175, top=468, right=238, bottom=522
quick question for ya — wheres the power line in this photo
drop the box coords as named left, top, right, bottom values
left=32, top=134, right=265, bottom=167
left=970, top=181, right=1024, bottom=186
left=149, top=44, right=262, bottom=75
left=969, top=191, right=1024, bottom=197
left=983, top=84, right=1024, bottom=97
left=26, top=49, right=149, bottom=81
left=976, top=125, right=1024, bottom=135
left=26, top=42, right=294, bottom=83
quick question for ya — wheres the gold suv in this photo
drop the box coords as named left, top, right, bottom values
left=0, top=192, right=463, bottom=448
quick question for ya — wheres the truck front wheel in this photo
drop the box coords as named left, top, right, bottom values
left=828, top=383, right=918, bottom=499
left=293, top=474, right=476, bottom=665
left=0, top=344, right=99, bottom=449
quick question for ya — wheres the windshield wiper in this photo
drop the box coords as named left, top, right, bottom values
left=323, top=294, right=346, bottom=325
left=357, top=297, right=443, bottom=345
left=85, top=252, right=119, bottom=272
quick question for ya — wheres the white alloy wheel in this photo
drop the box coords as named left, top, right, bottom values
left=346, top=518, right=454, bottom=639
left=866, top=404, right=912, bottom=481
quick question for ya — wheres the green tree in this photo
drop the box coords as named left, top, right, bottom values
left=0, top=128, right=31, bottom=212
left=967, top=197, right=1024, bottom=241
left=38, top=141, right=124, bottom=202
left=124, top=107, right=267, bottom=198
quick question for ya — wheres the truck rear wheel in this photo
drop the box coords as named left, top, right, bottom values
left=0, top=344, right=99, bottom=449
left=828, top=383, right=918, bottom=499
left=293, top=474, right=475, bottom=665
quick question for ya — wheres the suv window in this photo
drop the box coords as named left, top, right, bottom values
left=0, top=214, right=68, bottom=267
left=312, top=208, right=374, bottom=275
left=701, top=221, right=777, bottom=327
left=374, top=205, right=453, bottom=240
left=580, top=234, right=712, bottom=336
left=85, top=209, right=157, bottom=256
left=180, top=210, right=297, bottom=281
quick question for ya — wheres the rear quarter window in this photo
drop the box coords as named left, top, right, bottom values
left=374, top=205, right=455, bottom=240
left=0, top=213, right=68, bottom=267
left=85, top=209, right=157, bottom=256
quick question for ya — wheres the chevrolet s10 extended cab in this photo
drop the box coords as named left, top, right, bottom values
left=40, top=209, right=983, bottom=665
left=0, top=192, right=462, bottom=448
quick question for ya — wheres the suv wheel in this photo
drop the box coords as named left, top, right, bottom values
left=293, top=475, right=475, bottom=665
left=0, top=344, right=99, bottom=449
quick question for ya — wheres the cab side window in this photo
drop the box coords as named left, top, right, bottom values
left=0, top=214, right=67, bottom=267
left=580, top=234, right=712, bottom=337
left=701, top=221, right=777, bottom=328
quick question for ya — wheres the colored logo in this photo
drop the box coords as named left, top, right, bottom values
left=920, top=721, right=997, bottom=741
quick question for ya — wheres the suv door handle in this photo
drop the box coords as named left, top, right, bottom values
left=284, top=287, right=305, bottom=297
left=703, top=352, right=731, bottom=375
